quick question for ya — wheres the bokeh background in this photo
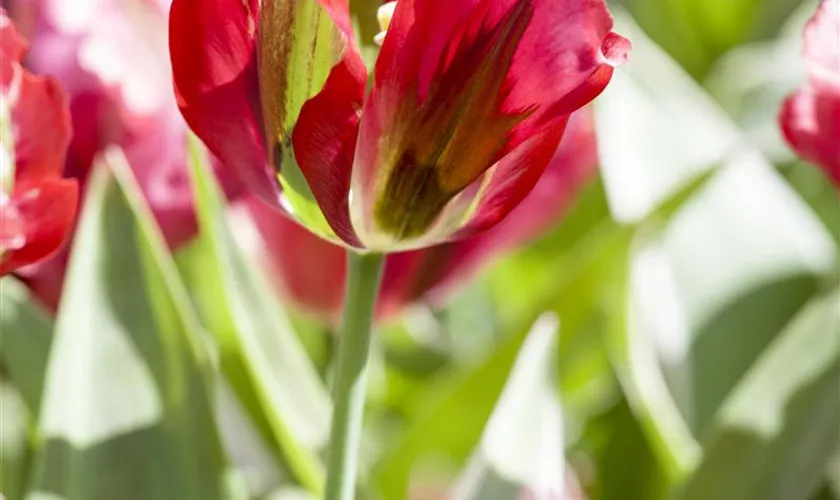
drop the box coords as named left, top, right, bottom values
left=0, top=0, right=838, bottom=499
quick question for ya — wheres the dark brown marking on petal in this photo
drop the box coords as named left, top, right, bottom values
left=374, top=0, right=535, bottom=240
left=258, top=0, right=295, bottom=174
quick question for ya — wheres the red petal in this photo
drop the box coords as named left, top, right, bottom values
left=371, top=0, right=629, bottom=145
left=457, top=118, right=568, bottom=237
left=0, top=179, right=78, bottom=275
left=8, top=70, right=72, bottom=186
left=780, top=88, right=840, bottom=187
left=472, top=109, right=598, bottom=245
left=780, top=0, right=840, bottom=186
left=353, top=0, right=627, bottom=243
left=405, top=111, right=598, bottom=306
left=801, top=0, right=839, bottom=94
left=15, top=253, right=67, bottom=312
left=241, top=106, right=597, bottom=321
left=169, top=0, right=277, bottom=205
left=292, top=56, right=367, bottom=247
left=0, top=9, right=27, bottom=67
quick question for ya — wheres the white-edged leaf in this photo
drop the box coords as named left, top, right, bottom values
left=185, top=137, right=329, bottom=494
left=676, top=289, right=840, bottom=500
left=595, top=12, right=741, bottom=224
left=26, top=149, right=228, bottom=500
left=598, top=14, right=837, bottom=482
left=0, top=277, right=53, bottom=413
left=1, top=381, right=30, bottom=500
left=452, top=314, right=566, bottom=500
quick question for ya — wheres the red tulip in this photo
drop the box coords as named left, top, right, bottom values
left=7, top=0, right=242, bottom=309
left=171, top=0, right=628, bottom=251
left=0, top=9, right=76, bottom=276
left=780, top=0, right=840, bottom=186
left=231, top=110, right=597, bottom=323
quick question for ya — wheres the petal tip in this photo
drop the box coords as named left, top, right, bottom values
left=601, top=32, right=631, bottom=67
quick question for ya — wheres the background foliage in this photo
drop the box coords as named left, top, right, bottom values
left=1, top=0, right=838, bottom=499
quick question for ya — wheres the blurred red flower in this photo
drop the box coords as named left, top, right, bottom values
left=232, top=110, right=598, bottom=323
left=4, top=0, right=240, bottom=308
left=0, top=9, right=76, bottom=275
left=171, top=0, right=628, bottom=252
left=780, top=0, right=840, bottom=186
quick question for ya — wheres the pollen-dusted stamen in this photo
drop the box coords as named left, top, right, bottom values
left=374, top=1, right=397, bottom=46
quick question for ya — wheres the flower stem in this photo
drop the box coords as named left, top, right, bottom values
left=324, top=251, right=385, bottom=500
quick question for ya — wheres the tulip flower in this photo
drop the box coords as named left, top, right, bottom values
left=170, top=0, right=629, bottom=252
left=233, top=110, right=598, bottom=323
left=780, top=0, right=840, bottom=187
left=171, top=2, right=627, bottom=495
left=0, top=10, right=76, bottom=275
left=6, top=0, right=241, bottom=309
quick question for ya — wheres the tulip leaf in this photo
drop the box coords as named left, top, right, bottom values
left=259, top=0, right=351, bottom=239
left=675, top=288, right=840, bottom=500
left=0, top=276, right=53, bottom=414
left=1, top=381, right=31, bottom=500
left=617, top=0, right=801, bottom=79
left=451, top=315, right=567, bottom=500
left=184, top=137, right=330, bottom=494
left=26, top=149, right=229, bottom=500
left=597, top=17, right=837, bottom=483
left=595, top=13, right=742, bottom=225
left=371, top=151, right=718, bottom=498
left=373, top=222, right=627, bottom=498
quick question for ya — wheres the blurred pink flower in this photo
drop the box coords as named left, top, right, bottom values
left=232, top=110, right=598, bottom=324
left=780, top=0, right=840, bottom=186
left=4, top=0, right=239, bottom=309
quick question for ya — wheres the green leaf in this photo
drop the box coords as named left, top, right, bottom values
left=185, top=138, right=330, bottom=494
left=581, top=399, right=671, bottom=500
left=26, top=149, right=228, bottom=500
left=0, top=277, right=53, bottom=414
left=617, top=0, right=801, bottom=79
left=676, top=289, right=840, bottom=500
left=603, top=242, right=700, bottom=483
left=373, top=220, right=628, bottom=499
left=1, top=381, right=32, bottom=500
left=597, top=15, right=837, bottom=482
left=704, top=38, right=801, bottom=163
left=452, top=315, right=566, bottom=500
left=595, top=13, right=742, bottom=225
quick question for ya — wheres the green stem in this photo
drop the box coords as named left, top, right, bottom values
left=324, top=251, right=385, bottom=500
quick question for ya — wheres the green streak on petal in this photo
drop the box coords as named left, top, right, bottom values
left=259, top=0, right=346, bottom=240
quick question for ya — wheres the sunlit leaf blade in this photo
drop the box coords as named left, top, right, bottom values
left=595, top=13, right=742, bottom=225
left=704, top=38, right=801, bottom=163
left=373, top=226, right=625, bottom=498
left=623, top=155, right=834, bottom=440
left=582, top=398, right=672, bottom=500
left=617, top=0, right=801, bottom=78
left=604, top=242, right=700, bottom=482
left=0, top=277, right=53, bottom=414
left=676, top=288, right=840, bottom=500
left=26, top=149, right=228, bottom=500
left=597, top=13, right=837, bottom=483
left=452, top=314, right=566, bottom=500
left=186, top=138, right=329, bottom=494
